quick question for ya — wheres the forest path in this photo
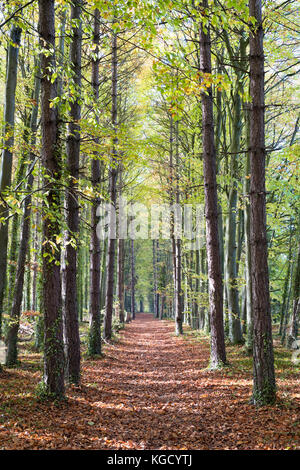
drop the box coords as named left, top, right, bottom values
left=1, top=313, right=299, bottom=449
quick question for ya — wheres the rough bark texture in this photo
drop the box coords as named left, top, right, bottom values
left=5, top=62, right=40, bottom=366
left=88, top=8, right=102, bottom=355
left=199, top=1, right=226, bottom=368
left=103, top=31, right=118, bottom=340
left=39, top=0, right=65, bottom=399
left=224, top=86, right=244, bottom=344
left=63, top=0, right=82, bottom=385
left=0, top=25, right=22, bottom=334
left=249, top=0, right=276, bottom=405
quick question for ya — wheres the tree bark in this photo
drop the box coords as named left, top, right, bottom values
left=39, top=0, right=65, bottom=399
left=88, top=8, right=102, bottom=355
left=63, top=0, right=82, bottom=385
left=244, top=104, right=253, bottom=353
left=131, top=239, right=136, bottom=320
left=0, top=24, right=22, bottom=335
left=103, top=31, right=118, bottom=340
left=249, top=0, right=276, bottom=405
left=153, top=240, right=158, bottom=318
left=199, top=1, right=226, bottom=368
left=5, top=60, right=41, bottom=366
left=287, top=237, right=300, bottom=348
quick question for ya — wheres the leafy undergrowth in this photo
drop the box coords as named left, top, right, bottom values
left=0, top=314, right=299, bottom=450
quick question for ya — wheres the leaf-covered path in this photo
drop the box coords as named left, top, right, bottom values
left=0, top=313, right=299, bottom=449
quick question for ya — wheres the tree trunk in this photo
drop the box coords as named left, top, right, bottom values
left=153, top=240, right=158, bottom=318
left=103, top=30, right=118, bottom=340
left=5, top=61, right=41, bottom=366
left=174, top=120, right=183, bottom=335
left=244, top=104, right=253, bottom=353
left=249, top=0, right=276, bottom=405
left=0, top=25, right=22, bottom=334
left=39, top=0, right=65, bottom=399
left=88, top=8, right=102, bottom=355
left=287, top=238, right=300, bottom=348
left=63, top=0, right=82, bottom=385
left=199, top=1, right=226, bottom=368
left=131, top=239, right=136, bottom=320
left=224, top=85, right=244, bottom=344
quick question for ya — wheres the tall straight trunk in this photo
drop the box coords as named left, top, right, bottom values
left=249, top=0, right=276, bottom=405
left=32, top=208, right=40, bottom=312
left=169, top=115, right=179, bottom=331
left=39, top=0, right=65, bottom=399
left=199, top=1, right=226, bottom=368
left=193, top=248, right=200, bottom=329
left=5, top=62, right=41, bottom=366
left=224, top=85, right=244, bottom=344
left=153, top=240, right=158, bottom=317
left=63, top=0, right=82, bottom=385
left=103, top=31, right=118, bottom=340
left=88, top=8, right=102, bottom=355
left=174, top=119, right=183, bottom=335
left=117, top=162, right=125, bottom=324
left=279, top=222, right=293, bottom=336
left=100, top=238, right=108, bottom=310
left=244, top=104, right=253, bottom=353
left=131, top=239, right=136, bottom=320
left=117, top=237, right=125, bottom=323
left=0, top=25, right=22, bottom=334
left=287, top=237, right=300, bottom=348
left=156, top=239, right=160, bottom=317
left=6, top=150, right=28, bottom=315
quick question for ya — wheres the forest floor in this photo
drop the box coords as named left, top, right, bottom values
left=0, top=313, right=299, bottom=450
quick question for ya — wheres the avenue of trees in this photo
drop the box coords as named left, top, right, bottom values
left=0, top=0, right=299, bottom=408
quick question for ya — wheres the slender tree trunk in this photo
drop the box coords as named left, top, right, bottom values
left=131, top=239, right=136, bottom=320
left=287, top=237, right=300, bottom=348
left=244, top=104, right=253, bottom=353
left=153, top=240, right=158, bottom=317
left=63, top=0, right=82, bottom=385
left=39, top=0, right=65, bottom=399
left=199, top=1, right=226, bottom=368
left=224, top=85, right=244, bottom=344
left=88, top=8, right=102, bottom=355
left=103, top=31, right=118, bottom=340
left=0, top=25, right=22, bottom=334
left=279, top=222, right=293, bottom=336
left=174, top=120, right=183, bottom=335
left=249, top=0, right=276, bottom=405
left=5, top=62, right=41, bottom=366
left=117, top=237, right=125, bottom=323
